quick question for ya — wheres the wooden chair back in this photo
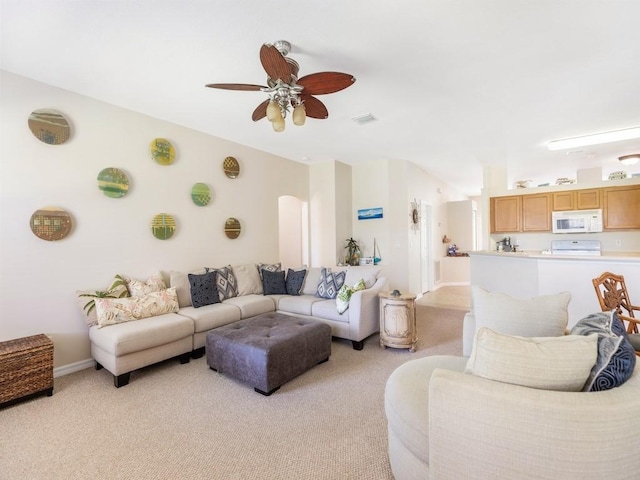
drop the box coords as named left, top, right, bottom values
left=592, top=271, right=639, bottom=335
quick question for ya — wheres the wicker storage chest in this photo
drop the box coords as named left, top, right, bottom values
left=0, top=334, right=53, bottom=407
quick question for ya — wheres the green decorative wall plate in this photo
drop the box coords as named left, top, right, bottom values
left=28, top=109, right=71, bottom=145
left=191, top=183, right=211, bottom=206
left=150, top=138, right=175, bottom=165
left=151, top=213, right=176, bottom=240
left=224, top=217, right=241, bottom=239
left=97, top=167, right=129, bottom=198
left=30, top=206, right=72, bottom=241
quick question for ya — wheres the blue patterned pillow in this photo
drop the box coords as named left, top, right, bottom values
left=262, top=269, right=287, bottom=295
left=285, top=269, right=306, bottom=296
left=570, top=311, right=636, bottom=391
left=206, top=266, right=238, bottom=301
left=316, top=268, right=346, bottom=299
left=188, top=271, right=220, bottom=308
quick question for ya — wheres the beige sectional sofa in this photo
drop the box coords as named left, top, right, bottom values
left=86, top=265, right=386, bottom=387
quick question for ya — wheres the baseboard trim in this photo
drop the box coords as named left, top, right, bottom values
left=54, top=358, right=94, bottom=378
left=435, top=281, right=470, bottom=288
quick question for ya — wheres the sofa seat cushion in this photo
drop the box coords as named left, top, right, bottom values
left=385, top=355, right=468, bottom=467
left=312, top=299, right=350, bottom=323
left=278, top=294, right=323, bottom=316
left=178, top=303, right=241, bottom=333
left=89, top=313, right=194, bottom=356
left=223, top=294, right=275, bottom=319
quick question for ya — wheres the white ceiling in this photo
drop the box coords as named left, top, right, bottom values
left=2, top=0, right=640, bottom=196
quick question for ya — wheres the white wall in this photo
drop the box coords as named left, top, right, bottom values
left=352, top=159, right=469, bottom=295
left=0, top=71, right=309, bottom=368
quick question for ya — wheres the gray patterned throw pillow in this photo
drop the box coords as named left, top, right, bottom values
left=316, top=268, right=346, bottom=299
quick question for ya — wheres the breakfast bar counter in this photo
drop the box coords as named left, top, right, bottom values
left=468, top=250, right=640, bottom=327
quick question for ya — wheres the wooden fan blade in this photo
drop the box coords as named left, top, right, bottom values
left=260, top=44, right=292, bottom=83
left=205, top=83, right=265, bottom=91
left=301, top=95, right=329, bottom=119
left=298, top=72, right=356, bottom=95
left=252, top=99, right=269, bottom=121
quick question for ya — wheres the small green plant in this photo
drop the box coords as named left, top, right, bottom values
left=78, top=274, right=129, bottom=316
left=344, top=237, right=361, bottom=266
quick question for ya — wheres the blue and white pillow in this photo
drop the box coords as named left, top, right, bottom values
left=316, top=268, right=346, bottom=299
left=205, top=265, right=238, bottom=301
left=570, top=311, right=636, bottom=391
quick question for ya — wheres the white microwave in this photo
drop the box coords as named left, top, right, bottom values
left=552, top=209, right=603, bottom=234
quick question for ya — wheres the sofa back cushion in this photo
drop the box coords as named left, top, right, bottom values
left=344, top=267, right=379, bottom=289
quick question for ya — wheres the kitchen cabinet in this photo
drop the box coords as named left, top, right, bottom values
left=522, top=193, right=551, bottom=231
left=603, top=185, right=640, bottom=230
left=552, top=189, right=600, bottom=211
left=490, top=196, right=521, bottom=233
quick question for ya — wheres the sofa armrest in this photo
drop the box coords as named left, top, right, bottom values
left=428, top=366, right=640, bottom=480
left=462, top=312, right=476, bottom=356
left=347, top=276, right=388, bottom=341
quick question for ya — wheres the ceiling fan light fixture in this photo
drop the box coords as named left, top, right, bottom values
left=266, top=100, right=281, bottom=122
left=546, top=126, right=640, bottom=151
left=272, top=116, right=285, bottom=132
left=292, top=104, right=306, bottom=126
left=619, top=154, right=640, bottom=166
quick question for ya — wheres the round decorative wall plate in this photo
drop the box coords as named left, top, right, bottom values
left=28, top=109, right=71, bottom=145
left=97, top=167, right=130, bottom=198
left=30, top=207, right=72, bottom=241
left=223, top=156, right=240, bottom=178
left=191, top=183, right=211, bottom=206
left=224, top=217, right=241, bottom=239
left=151, top=213, right=176, bottom=240
left=410, top=199, right=420, bottom=232
left=150, top=138, right=176, bottom=165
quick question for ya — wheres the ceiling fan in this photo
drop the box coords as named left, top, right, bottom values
left=205, top=40, right=356, bottom=132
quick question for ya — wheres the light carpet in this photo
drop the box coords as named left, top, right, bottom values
left=0, top=305, right=465, bottom=480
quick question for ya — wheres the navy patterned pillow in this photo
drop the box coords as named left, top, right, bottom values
left=188, top=271, right=219, bottom=308
left=262, top=269, right=287, bottom=295
left=285, top=269, right=307, bottom=296
left=316, top=268, right=346, bottom=299
left=206, top=266, right=238, bottom=301
left=570, top=311, right=636, bottom=391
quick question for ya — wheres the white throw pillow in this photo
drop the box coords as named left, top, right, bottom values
left=472, top=286, right=571, bottom=338
left=465, top=327, right=598, bottom=391
left=232, top=264, right=263, bottom=296
left=302, top=267, right=324, bottom=295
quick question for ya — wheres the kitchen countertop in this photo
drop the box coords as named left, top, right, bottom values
left=469, top=250, right=640, bottom=261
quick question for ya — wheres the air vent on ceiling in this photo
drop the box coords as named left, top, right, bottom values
left=351, top=113, right=377, bottom=125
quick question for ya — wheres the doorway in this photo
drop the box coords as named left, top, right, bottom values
left=278, top=195, right=309, bottom=269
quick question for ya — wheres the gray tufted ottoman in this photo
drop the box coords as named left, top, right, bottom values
left=205, top=312, right=332, bottom=395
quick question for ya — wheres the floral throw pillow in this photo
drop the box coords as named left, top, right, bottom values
left=77, top=275, right=130, bottom=327
left=94, top=287, right=179, bottom=328
left=125, top=272, right=166, bottom=297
